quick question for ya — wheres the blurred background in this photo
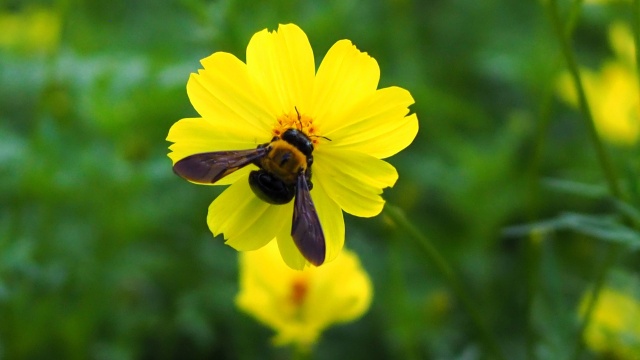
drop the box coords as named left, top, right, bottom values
left=2, top=0, right=640, bottom=359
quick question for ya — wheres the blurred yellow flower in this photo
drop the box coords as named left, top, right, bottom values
left=608, top=22, right=636, bottom=66
left=0, top=7, right=60, bottom=54
left=236, top=240, right=372, bottom=350
left=167, top=23, right=418, bottom=269
left=557, top=22, right=639, bottom=146
left=580, top=286, right=640, bottom=359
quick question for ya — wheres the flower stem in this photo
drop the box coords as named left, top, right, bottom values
left=564, top=0, right=585, bottom=37
left=542, top=0, right=626, bottom=358
left=383, top=205, right=506, bottom=360
left=544, top=0, right=622, bottom=199
left=292, top=344, right=311, bottom=360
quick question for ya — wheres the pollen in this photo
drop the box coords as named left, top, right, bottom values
left=274, top=109, right=321, bottom=145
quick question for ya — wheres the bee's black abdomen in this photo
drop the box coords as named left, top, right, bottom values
left=249, top=170, right=296, bottom=204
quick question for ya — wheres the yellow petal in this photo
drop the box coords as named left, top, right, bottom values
left=166, top=117, right=264, bottom=163
left=246, top=24, right=315, bottom=115
left=560, top=64, right=640, bottom=146
left=323, top=87, right=419, bottom=159
left=305, top=249, right=373, bottom=325
left=311, top=39, right=380, bottom=134
left=591, top=63, right=640, bottom=145
left=609, top=22, right=635, bottom=65
left=310, top=183, right=345, bottom=263
left=313, top=148, right=398, bottom=218
left=166, top=117, right=263, bottom=185
left=207, top=180, right=289, bottom=251
left=276, top=219, right=307, bottom=270
left=188, top=51, right=274, bottom=134
left=274, top=184, right=344, bottom=269
left=235, top=241, right=372, bottom=349
left=238, top=241, right=292, bottom=303
left=581, top=286, right=640, bottom=358
left=236, top=242, right=293, bottom=330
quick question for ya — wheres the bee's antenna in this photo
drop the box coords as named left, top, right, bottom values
left=310, top=134, right=332, bottom=141
left=294, top=106, right=303, bottom=130
left=293, top=106, right=330, bottom=142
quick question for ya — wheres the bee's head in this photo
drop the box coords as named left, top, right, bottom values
left=282, top=128, right=314, bottom=157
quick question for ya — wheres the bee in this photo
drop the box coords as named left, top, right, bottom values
left=173, top=128, right=326, bottom=266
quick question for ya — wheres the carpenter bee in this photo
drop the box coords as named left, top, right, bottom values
left=173, top=128, right=326, bottom=266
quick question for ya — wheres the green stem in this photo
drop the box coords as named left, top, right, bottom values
left=567, top=0, right=640, bottom=353
left=542, top=1, right=626, bottom=359
left=292, top=344, right=311, bottom=360
left=564, top=0, right=585, bottom=37
left=525, top=234, right=542, bottom=360
left=544, top=0, right=622, bottom=199
left=383, top=205, right=506, bottom=360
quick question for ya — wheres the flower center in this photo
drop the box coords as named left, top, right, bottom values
left=273, top=109, right=320, bottom=145
left=289, top=276, right=309, bottom=308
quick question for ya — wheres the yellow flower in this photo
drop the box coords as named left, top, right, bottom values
left=167, top=24, right=418, bottom=269
left=580, top=287, right=640, bottom=359
left=236, top=240, right=372, bottom=349
left=557, top=22, right=640, bottom=146
left=608, top=22, right=636, bottom=66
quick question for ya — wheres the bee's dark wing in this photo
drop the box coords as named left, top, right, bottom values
left=173, top=147, right=268, bottom=184
left=291, top=172, right=326, bottom=266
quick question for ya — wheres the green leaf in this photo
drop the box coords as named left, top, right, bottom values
left=541, top=178, right=608, bottom=199
left=504, top=212, right=640, bottom=250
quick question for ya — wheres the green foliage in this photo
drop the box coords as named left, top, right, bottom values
left=1, top=0, right=640, bottom=359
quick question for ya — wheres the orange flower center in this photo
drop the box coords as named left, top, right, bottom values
left=289, top=277, right=309, bottom=308
left=273, top=109, right=321, bottom=145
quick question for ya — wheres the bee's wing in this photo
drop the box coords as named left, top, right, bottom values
left=291, top=172, right=326, bottom=266
left=173, top=147, right=268, bottom=184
